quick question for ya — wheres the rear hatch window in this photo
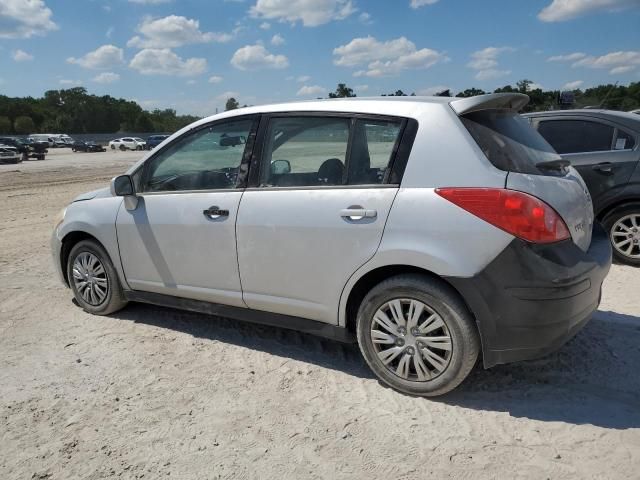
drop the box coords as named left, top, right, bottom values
left=461, top=110, right=561, bottom=175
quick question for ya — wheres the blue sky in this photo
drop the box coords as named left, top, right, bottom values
left=1, top=0, right=639, bottom=115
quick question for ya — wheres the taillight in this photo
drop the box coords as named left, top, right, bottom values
left=435, top=188, right=570, bottom=243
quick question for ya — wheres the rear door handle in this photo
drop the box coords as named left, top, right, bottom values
left=592, top=162, right=613, bottom=174
left=340, top=207, right=377, bottom=220
left=203, top=206, right=229, bottom=219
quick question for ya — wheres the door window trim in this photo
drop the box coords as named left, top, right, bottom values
left=533, top=116, right=638, bottom=155
left=138, top=114, right=261, bottom=194
left=247, top=111, right=417, bottom=190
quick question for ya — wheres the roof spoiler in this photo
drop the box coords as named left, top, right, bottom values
left=450, top=93, right=529, bottom=116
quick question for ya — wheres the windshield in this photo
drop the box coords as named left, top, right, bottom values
left=461, top=110, right=561, bottom=175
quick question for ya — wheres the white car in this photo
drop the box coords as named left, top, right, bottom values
left=0, top=145, right=21, bottom=164
left=109, top=137, right=146, bottom=151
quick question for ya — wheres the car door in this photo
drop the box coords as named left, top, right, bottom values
left=236, top=113, right=411, bottom=324
left=533, top=116, right=639, bottom=211
left=115, top=115, right=258, bottom=307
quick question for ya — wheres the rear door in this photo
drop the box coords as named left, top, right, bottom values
left=533, top=116, right=639, bottom=211
left=461, top=110, right=594, bottom=251
left=236, top=113, right=411, bottom=324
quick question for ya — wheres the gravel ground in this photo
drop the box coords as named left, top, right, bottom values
left=1, top=150, right=639, bottom=479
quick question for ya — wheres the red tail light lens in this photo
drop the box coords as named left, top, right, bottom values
left=435, top=188, right=570, bottom=243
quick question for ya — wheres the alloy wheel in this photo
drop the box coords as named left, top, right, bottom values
left=370, top=298, right=452, bottom=381
left=611, top=214, right=640, bottom=260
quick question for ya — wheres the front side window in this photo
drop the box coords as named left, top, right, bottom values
left=537, top=119, right=614, bottom=154
left=143, top=118, right=253, bottom=192
left=261, top=117, right=350, bottom=187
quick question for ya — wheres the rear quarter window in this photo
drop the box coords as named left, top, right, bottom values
left=461, top=110, right=561, bottom=175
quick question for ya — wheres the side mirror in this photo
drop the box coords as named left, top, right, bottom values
left=111, top=175, right=135, bottom=196
left=271, top=159, right=291, bottom=175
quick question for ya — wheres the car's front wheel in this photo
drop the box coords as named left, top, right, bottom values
left=603, top=203, right=640, bottom=266
left=356, top=274, right=480, bottom=397
left=67, top=240, right=128, bottom=315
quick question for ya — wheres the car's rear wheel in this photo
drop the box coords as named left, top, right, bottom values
left=356, top=274, right=480, bottom=397
left=110, top=144, right=115, bottom=150
left=603, top=203, right=640, bottom=266
left=67, top=240, right=128, bottom=315
left=119, top=145, right=126, bottom=151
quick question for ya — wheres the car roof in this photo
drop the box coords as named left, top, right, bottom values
left=524, top=109, right=640, bottom=132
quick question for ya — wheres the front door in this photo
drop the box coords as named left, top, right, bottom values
left=116, top=116, right=256, bottom=307
left=236, top=114, right=408, bottom=324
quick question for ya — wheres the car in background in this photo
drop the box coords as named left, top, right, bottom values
left=72, top=141, right=106, bottom=153
left=0, top=145, right=21, bottom=164
left=0, top=136, right=47, bottom=160
left=145, top=135, right=170, bottom=149
left=109, top=137, right=146, bottom=151
left=52, top=94, right=611, bottom=396
left=525, top=109, right=640, bottom=265
left=630, top=109, right=640, bottom=115
left=29, top=134, right=56, bottom=147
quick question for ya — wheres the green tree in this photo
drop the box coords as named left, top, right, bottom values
left=0, top=116, right=11, bottom=134
left=435, top=89, right=452, bottom=97
left=456, top=88, right=487, bottom=98
left=135, top=113, right=154, bottom=132
left=14, top=115, right=35, bottom=134
left=225, top=97, right=240, bottom=111
left=517, top=79, right=534, bottom=93
left=328, top=83, right=356, bottom=98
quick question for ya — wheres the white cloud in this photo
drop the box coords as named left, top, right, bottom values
left=572, top=51, right=640, bottom=74
left=259, top=22, right=271, bottom=29
left=250, top=0, right=356, bottom=27
left=106, top=26, right=114, bottom=39
left=67, top=45, right=124, bottom=69
left=271, top=33, right=285, bottom=45
left=358, top=12, right=372, bottom=24
left=297, top=75, right=311, bottom=82
left=92, top=72, right=120, bottom=84
left=297, top=85, right=326, bottom=96
left=0, top=0, right=58, bottom=39
left=562, top=80, right=584, bottom=89
left=410, top=0, right=439, bottom=8
left=12, top=49, right=33, bottom=62
left=467, top=47, right=513, bottom=80
left=208, top=75, right=223, bottom=83
left=59, top=79, right=83, bottom=86
left=230, top=44, right=289, bottom=70
left=129, top=48, right=207, bottom=76
left=128, top=0, right=172, bottom=4
left=538, top=0, right=639, bottom=22
left=547, top=52, right=586, bottom=62
left=127, top=15, right=232, bottom=49
left=333, top=36, right=447, bottom=77
left=417, top=85, right=450, bottom=96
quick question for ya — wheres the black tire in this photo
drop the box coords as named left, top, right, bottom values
left=119, top=145, right=126, bottom=151
left=67, top=240, right=128, bottom=315
left=602, top=203, right=640, bottom=266
left=110, top=144, right=115, bottom=150
left=37, top=154, right=45, bottom=161
left=356, top=274, right=480, bottom=397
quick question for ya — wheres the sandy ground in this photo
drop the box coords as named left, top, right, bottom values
left=1, top=150, right=639, bottom=479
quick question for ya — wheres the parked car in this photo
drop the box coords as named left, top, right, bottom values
left=525, top=110, right=640, bottom=265
left=52, top=94, right=611, bottom=396
left=0, top=145, right=21, bottom=164
left=629, top=109, right=640, bottom=115
left=145, top=135, right=170, bottom=149
left=0, top=136, right=47, bottom=160
left=29, top=134, right=56, bottom=147
left=109, top=137, right=146, bottom=151
left=72, top=141, right=106, bottom=153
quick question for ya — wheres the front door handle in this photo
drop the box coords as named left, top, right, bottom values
left=203, top=206, right=229, bottom=219
left=592, top=162, right=614, bottom=174
left=340, top=207, right=377, bottom=220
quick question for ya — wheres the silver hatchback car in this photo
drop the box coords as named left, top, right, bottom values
left=52, top=94, right=611, bottom=396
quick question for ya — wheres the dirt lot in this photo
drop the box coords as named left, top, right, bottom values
left=1, top=150, right=639, bottom=479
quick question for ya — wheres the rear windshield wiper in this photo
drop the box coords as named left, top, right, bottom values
left=536, top=159, right=570, bottom=171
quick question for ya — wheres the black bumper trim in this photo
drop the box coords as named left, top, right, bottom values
left=446, top=223, right=612, bottom=368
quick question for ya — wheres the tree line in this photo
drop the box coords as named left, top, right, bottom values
left=0, top=87, right=200, bottom=135
left=2, top=81, right=639, bottom=135
left=321, top=80, right=640, bottom=113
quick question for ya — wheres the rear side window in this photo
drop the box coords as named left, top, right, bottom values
left=537, top=119, right=614, bottom=154
left=461, top=110, right=561, bottom=175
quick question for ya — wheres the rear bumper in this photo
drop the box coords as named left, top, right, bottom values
left=447, top=223, right=612, bottom=368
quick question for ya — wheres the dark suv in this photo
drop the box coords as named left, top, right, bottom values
left=525, top=110, right=640, bottom=265
left=0, top=137, right=47, bottom=161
